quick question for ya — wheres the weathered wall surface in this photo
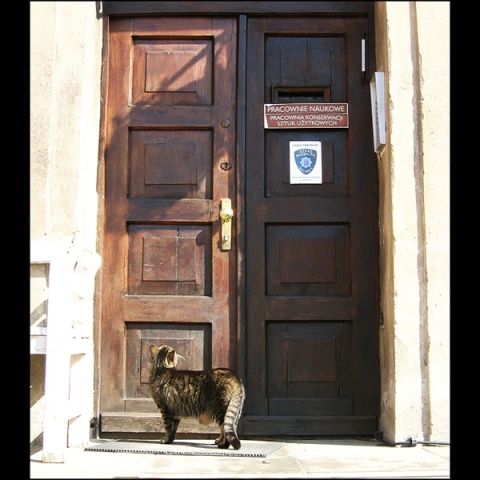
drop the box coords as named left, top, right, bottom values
left=30, top=1, right=103, bottom=445
left=375, top=1, right=450, bottom=443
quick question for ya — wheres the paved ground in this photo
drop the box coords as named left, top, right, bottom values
left=30, top=437, right=451, bottom=478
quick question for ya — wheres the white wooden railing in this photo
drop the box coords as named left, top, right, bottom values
left=30, top=236, right=101, bottom=463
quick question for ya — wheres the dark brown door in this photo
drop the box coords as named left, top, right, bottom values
left=243, top=16, right=379, bottom=435
left=99, top=17, right=238, bottom=435
left=99, top=11, right=379, bottom=437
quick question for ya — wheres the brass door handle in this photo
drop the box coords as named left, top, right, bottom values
left=220, top=198, right=233, bottom=251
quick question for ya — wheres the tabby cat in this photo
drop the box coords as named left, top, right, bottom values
left=149, top=344, right=246, bottom=449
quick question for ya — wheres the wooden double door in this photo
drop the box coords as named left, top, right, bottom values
left=99, top=12, right=379, bottom=437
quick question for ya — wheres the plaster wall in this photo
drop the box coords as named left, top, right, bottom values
left=415, top=1, right=450, bottom=441
left=375, top=1, right=450, bottom=443
left=30, top=1, right=103, bottom=446
left=30, top=1, right=102, bottom=247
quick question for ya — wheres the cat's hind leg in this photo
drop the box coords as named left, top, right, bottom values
left=224, top=428, right=241, bottom=450
left=221, top=410, right=242, bottom=449
left=214, top=425, right=230, bottom=449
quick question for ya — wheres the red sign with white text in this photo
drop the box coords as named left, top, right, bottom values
left=264, top=103, right=349, bottom=129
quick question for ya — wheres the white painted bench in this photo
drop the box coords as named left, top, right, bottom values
left=30, top=236, right=101, bottom=463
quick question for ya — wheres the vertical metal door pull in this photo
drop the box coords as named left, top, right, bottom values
left=219, top=198, right=233, bottom=251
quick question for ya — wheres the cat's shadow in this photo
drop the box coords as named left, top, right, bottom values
left=118, top=439, right=220, bottom=450
left=168, top=440, right=219, bottom=450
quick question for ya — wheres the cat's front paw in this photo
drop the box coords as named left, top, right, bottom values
left=160, top=437, right=174, bottom=444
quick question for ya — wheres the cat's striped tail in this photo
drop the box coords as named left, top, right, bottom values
left=224, top=381, right=246, bottom=450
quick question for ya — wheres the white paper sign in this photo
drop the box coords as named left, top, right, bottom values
left=289, top=141, right=322, bottom=184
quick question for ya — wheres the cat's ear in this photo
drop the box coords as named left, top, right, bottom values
left=166, top=348, right=178, bottom=368
left=150, top=344, right=159, bottom=358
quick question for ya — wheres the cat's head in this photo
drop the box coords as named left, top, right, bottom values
left=150, top=344, right=178, bottom=369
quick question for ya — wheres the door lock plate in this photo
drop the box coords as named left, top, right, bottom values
left=219, top=198, right=233, bottom=251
